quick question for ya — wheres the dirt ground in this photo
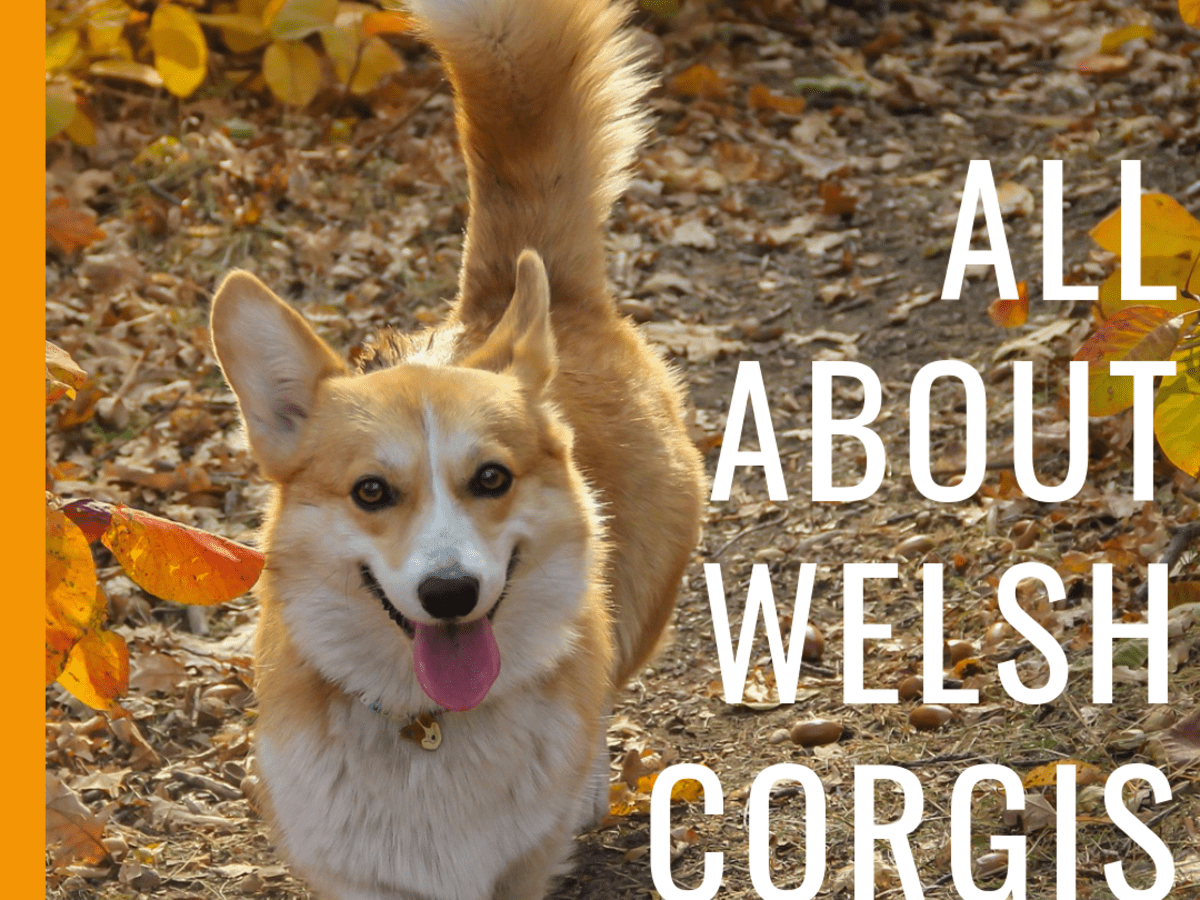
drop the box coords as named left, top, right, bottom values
left=46, top=1, right=1200, bottom=898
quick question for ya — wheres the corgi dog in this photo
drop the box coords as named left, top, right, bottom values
left=209, top=0, right=704, bottom=898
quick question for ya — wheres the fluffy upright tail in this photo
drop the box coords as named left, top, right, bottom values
left=406, top=0, right=649, bottom=320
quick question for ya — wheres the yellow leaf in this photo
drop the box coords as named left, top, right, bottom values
left=46, top=508, right=103, bottom=685
left=349, top=34, right=404, bottom=94
left=89, top=59, right=165, bottom=89
left=670, top=778, right=705, bottom=802
left=101, top=505, right=265, bottom=606
left=86, top=0, right=132, bottom=56
left=197, top=13, right=270, bottom=53
left=46, top=30, right=80, bottom=72
left=1182, top=0, right=1200, bottom=27
left=608, top=782, right=649, bottom=817
left=1155, top=367, right=1200, bottom=478
left=264, top=0, right=337, bottom=41
left=1098, top=256, right=1200, bottom=318
left=1100, top=24, right=1154, bottom=54
left=321, top=22, right=359, bottom=86
left=1023, top=759, right=1103, bottom=787
left=262, top=39, right=323, bottom=105
left=46, top=81, right=77, bottom=141
left=1091, top=193, right=1200, bottom=259
left=57, top=627, right=129, bottom=710
left=65, top=107, right=97, bottom=147
left=151, top=4, right=208, bottom=98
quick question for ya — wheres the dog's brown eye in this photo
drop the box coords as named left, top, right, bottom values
left=469, top=464, right=512, bottom=498
left=352, top=476, right=394, bottom=511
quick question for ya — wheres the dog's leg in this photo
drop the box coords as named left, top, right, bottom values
left=587, top=706, right=612, bottom=827
left=491, top=828, right=570, bottom=900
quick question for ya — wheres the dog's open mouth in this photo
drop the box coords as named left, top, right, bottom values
left=358, top=550, right=520, bottom=711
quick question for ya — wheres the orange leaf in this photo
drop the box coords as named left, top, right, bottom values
left=669, top=64, right=727, bottom=99
left=1168, top=580, right=1200, bottom=608
left=1182, top=0, right=1200, bottom=27
left=101, top=505, right=264, bottom=605
left=988, top=280, right=1029, bottom=328
left=747, top=83, right=805, bottom=115
left=363, top=10, right=414, bottom=35
left=62, top=498, right=113, bottom=543
left=57, top=627, right=129, bottom=710
left=819, top=179, right=858, bottom=216
left=46, top=507, right=103, bottom=685
left=1073, top=306, right=1180, bottom=416
left=46, top=198, right=105, bottom=253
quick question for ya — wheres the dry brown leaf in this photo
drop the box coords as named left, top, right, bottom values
left=1158, top=709, right=1200, bottom=774
left=46, top=772, right=108, bottom=867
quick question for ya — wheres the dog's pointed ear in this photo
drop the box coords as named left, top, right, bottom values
left=210, top=270, right=346, bottom=478
left=465, top=250, right=557, bottom=393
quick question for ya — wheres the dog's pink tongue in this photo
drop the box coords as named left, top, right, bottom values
left=412, top=618, right=500, bottom=711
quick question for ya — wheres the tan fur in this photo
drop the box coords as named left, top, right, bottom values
left=210, top=2, right=703, bottom=898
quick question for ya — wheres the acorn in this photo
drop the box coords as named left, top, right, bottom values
left=789, top=719, right=844, bottom=747
left=898, top=675, right=923, bottom=702
left=895, top=534, right=934, bottom=559
left=909, top=704, right=953, bottom=731
left=947, top=641, right=976, bottom=666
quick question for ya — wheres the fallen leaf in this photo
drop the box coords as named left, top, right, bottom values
left=747, top=83, right=805, bottom=115
left=46, top=341, right=88, bottom=405
left=1077, top=54, right=1130, bottom=76
left=670, top=218, right=716, bottom=250
left=46, top=772, right=108, bottom=867
left=1157, top=708, right=1200, bottom=773
left=1100, top=24, right=1154, bottom=54
left=46, top=198, right=105, bottom=254
left=820, top=180, right=858, bottom=216
left=988, top=280, right=1030, bottom=328
left=669, top=63, right=726, bottom=99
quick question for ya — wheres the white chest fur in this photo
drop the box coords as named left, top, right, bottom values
left=257, top=692, right=596, bottom=900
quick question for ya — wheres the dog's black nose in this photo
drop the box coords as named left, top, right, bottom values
left=417, top=574, right=480, bottom=619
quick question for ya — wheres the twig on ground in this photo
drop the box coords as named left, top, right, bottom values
left=1133, top=520, right=1200, bottom=606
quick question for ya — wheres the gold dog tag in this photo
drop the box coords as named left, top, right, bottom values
left=400, top=713, right=442, bottom=751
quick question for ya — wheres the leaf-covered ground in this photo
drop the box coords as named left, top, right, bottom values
left=47, top=1, right=1200, bottom=898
